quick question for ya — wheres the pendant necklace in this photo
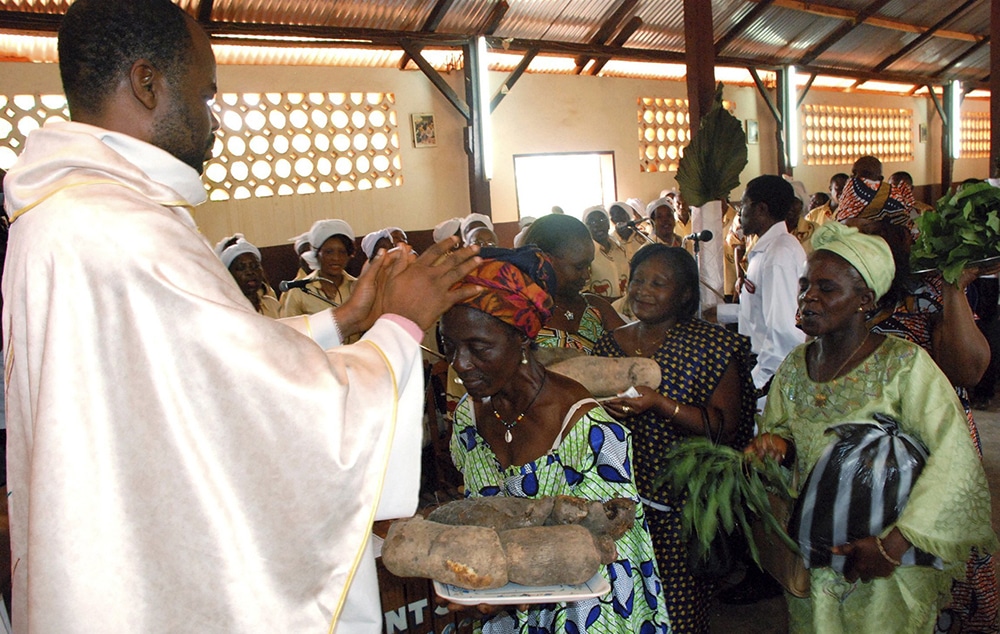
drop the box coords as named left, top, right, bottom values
left=812, top=332, right=870, bottom=407
left=492, top=373, right=547, bottom=443
left=554, top=303, right=575, bottom=320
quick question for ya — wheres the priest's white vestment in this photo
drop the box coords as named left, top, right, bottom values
left=2, top=121, right=423, bottom=632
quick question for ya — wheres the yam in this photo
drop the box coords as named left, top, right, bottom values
left=382, top=516, right=508, bottom=589
left=499, top=525, right=602, bottom=586
left=427, top=496, right=554, bottom=531
left=534, top=346, right=587, bottom=367
left=547, top=496, right=636, bottom=541
left=547, top=357, right=661, bottom=398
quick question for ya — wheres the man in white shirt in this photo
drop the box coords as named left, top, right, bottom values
left=1, top=0, right=482, bottom=631
left=737, top=175, right=807, bottom=399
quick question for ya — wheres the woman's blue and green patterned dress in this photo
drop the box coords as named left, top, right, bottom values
left=450, top=396, right=671, bottom=634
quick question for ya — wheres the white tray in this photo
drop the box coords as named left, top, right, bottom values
left=433, top=572, right=610, bottom=606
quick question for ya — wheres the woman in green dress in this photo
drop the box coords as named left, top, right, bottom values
left=747, top=222, right=998, bottom=633
left=439, top=248, right=670, bottom=634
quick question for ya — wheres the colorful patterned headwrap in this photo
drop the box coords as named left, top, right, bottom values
left=452, top=246, right=556, bottom=338
left=812, top=221, right=895, bottom=301
left=836, top=176, right=913, bottom=229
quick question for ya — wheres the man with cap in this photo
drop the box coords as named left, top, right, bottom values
left=0, top=1, right=483, bottom=630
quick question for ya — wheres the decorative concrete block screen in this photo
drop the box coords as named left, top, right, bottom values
left=0, top=92, right=403, bottom=201
left=960, top=111, right=989, bottom=159
left=205, top=91, right=403, bottom=201
left=803, top=104, right=913, bottom=166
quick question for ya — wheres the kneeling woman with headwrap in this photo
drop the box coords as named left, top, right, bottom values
left=747, top=222, right=998, bottom=633
left=438, top=247, right=669, bottom=634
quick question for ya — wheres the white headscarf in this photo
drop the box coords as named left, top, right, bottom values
left=645, top=196, right=674, bottom=218
left=288, top=232, right=310, bottom=254
left=217, top=235, right=261, bottom=269
left=385, top=226, right=407, bottom=242
left=361, top=228, right=393, bottom=259
left=433, top=217, right=462, bottom=243
left=308, top=219, right=355, bottom=253
left=583, top=205, right=609, bottom=223
left=783, top=175, right=810, bottom=209
left=460, top=213, right=494, bottom=240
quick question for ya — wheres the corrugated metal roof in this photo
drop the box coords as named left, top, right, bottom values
left=726, top=6, right=841, bottom=63
left=0, top=0, right=69, bottom=14
left=625, top=0, right=685, bottom=52
left=209, top=0, right=436, bottom=30
left=812, top=23, right=914, bottom=70
left=0, top=0, right=990, bottom=93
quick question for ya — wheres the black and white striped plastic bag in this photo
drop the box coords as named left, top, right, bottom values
left=788, top=413, right=943, bottom=573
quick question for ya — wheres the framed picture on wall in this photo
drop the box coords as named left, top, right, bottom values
left=746, top=119, right=759, bottom=145
left=411, top=113, right=437, bottom=148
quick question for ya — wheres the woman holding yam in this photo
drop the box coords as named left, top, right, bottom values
left=595, top=244, right=757, bottom=634
left=439, top=247, right=669, bottom=634
left=747, top=222, right=997, bottom=633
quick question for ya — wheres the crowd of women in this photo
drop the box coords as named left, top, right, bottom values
left=213, top=166, right=999, bottom=633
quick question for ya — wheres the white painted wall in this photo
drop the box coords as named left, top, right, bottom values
left=1, top=61, right=989, bottom=246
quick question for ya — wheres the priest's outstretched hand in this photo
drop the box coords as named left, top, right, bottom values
left=335, top=237, right=481, bottom=335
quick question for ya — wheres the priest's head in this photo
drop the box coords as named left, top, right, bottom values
left=58, top=0, right=220, bottom=174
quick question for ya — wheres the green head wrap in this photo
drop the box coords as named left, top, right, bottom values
left=811, top=222, right=895, bottom=301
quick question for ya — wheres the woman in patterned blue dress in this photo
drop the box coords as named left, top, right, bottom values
left=439, top=248, right=670, bottom=634
left=595, top=245, right=757, bottom=634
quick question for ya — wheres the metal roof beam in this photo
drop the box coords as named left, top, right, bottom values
left=399, top=40, right=470, bottom=122
left=490, top=48, right=538, bottom=112
left=480, top=0, right=509, bottom=36
left=751, top=0, right=978, bottom=42
left=873, top=0, right=979, bottom=73
left=799, top=0, right=894, bottom=66
left=714, top=0, right=775, bottom=55
left=749, top=66, right=782, bottom=125
left=573, top=0, right=638, bottom=74
left=196, top=0, right=215, bottom=24
left=797, top=72, right=817, bottom=108
left=588, top=16, right=643, bottom=76
left=398, top=0, right=457, bottom=70
left=933, top=37, right=990, bottom=78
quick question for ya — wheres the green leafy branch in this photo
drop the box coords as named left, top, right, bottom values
left=653, top=437, right=799, bottom=567
left=911, top=182, right=1000, bottom=284
left=675, top=83, right=749, bottom=208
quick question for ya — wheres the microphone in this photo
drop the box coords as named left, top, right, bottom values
left=684, top=230, right=713, bottom=242
left=278, top=279, right=309, bottom=293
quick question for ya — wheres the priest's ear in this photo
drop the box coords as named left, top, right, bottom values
left=129, top=60, right=160, bottom=110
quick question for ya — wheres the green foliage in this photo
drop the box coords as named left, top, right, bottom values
left=676, top=83, right=749, bottom=208
left=911, top=182, right=1000, bottom=284
left=653, top=437, right=798, bottom=567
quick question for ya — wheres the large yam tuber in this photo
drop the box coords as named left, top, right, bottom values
left=427, top=496, right=554, bottom=531
left=547, top=495, right=635, bottom=541
left=500, top=525, right=602, bottom=586
left=546, top=357, right=661, bottom=398
left=382, top=516, right=508, bottom=589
